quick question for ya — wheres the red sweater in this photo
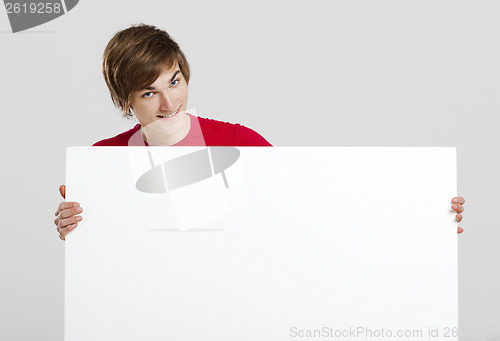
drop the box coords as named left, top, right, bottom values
left=93, top=114, right=272, bottom=146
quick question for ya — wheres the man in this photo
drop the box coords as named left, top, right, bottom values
left=54, top=24, right=465, bottom=239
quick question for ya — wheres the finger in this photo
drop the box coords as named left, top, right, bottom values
left=56, top=221, right=77, bottom=232
left=456, top=213, right=462, bottom=222
left=59, top=185, right=66, bottom=199
left=59, top=223, right=78, bottom=238
left=59, top=206, right=83, bottom=220
left=451, top=203, right=464, bottom=213
left=55, top=201, right=80, bottom=216
left=58, top=215, right=82, bottom=230
left=53, top=206, right=76, bottom=225
left=457, top=227, right=464, bottom=234
left=451, top=196, right=465, bottom=205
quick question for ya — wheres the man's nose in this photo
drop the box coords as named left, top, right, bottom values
left=159, top=92, right=175, bottom=111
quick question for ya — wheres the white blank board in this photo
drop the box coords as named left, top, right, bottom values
left=65, top=147, right=458, bottom=340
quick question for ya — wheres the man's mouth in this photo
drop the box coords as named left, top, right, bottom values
left=157, top=106, right=181, bottom=119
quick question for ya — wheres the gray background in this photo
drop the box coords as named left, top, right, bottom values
left=0, top=0, right=498, bottom=340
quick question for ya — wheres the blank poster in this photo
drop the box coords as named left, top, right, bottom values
left=65, top=147, right=458, bottom=341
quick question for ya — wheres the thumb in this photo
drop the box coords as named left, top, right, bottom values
left=59, top=185, right=66, bottom=199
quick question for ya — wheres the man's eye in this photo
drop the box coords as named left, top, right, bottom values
left=142, top=92, right=154, bottom=98
left=171, top=79, right=179, bottom=86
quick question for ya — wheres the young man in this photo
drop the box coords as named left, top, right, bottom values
left=54, top=24, right=465, bottom=239
left=95, top=24, right=271, bottom=147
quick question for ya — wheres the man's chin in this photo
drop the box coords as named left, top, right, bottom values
left=146, top=112, right=187, bottom=133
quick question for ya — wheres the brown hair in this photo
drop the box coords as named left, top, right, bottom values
left=102, top=24, right=190, bottom=118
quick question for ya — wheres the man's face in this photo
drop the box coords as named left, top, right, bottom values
left=130, top=63, right=189, bottom=134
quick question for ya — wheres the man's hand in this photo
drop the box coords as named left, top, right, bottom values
left=54, top=185, right=83, bottom=241
left=451, top=196, right=465, bottom=234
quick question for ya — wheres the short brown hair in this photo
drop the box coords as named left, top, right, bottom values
left=102, top=24, right=191, bottom=118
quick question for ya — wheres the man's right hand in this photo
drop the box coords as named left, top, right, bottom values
left=54, top=185, right=83, bottom=241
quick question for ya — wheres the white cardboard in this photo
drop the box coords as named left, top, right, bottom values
left=65, top=147, right=458, bottom=341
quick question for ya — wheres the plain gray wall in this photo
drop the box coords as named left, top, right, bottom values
left=0, top=1, right=498, bottom=340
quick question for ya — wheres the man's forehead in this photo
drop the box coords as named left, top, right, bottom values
left=161, top=61, right=180, bottom=74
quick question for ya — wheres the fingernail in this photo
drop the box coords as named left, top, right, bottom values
left=75, top=207, right=83, bottom=213
left=76, top=216, right=82, bottom=221
left=73, top=203, right=80, bottom=207
left=452, top=198, right=458, bottom=203
left=452, top=204, right=457, bottom=209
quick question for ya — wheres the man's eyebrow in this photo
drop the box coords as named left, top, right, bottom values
left=145, top=70, right=181, bottom=90
left=170, top=70, right=181, bottom=82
